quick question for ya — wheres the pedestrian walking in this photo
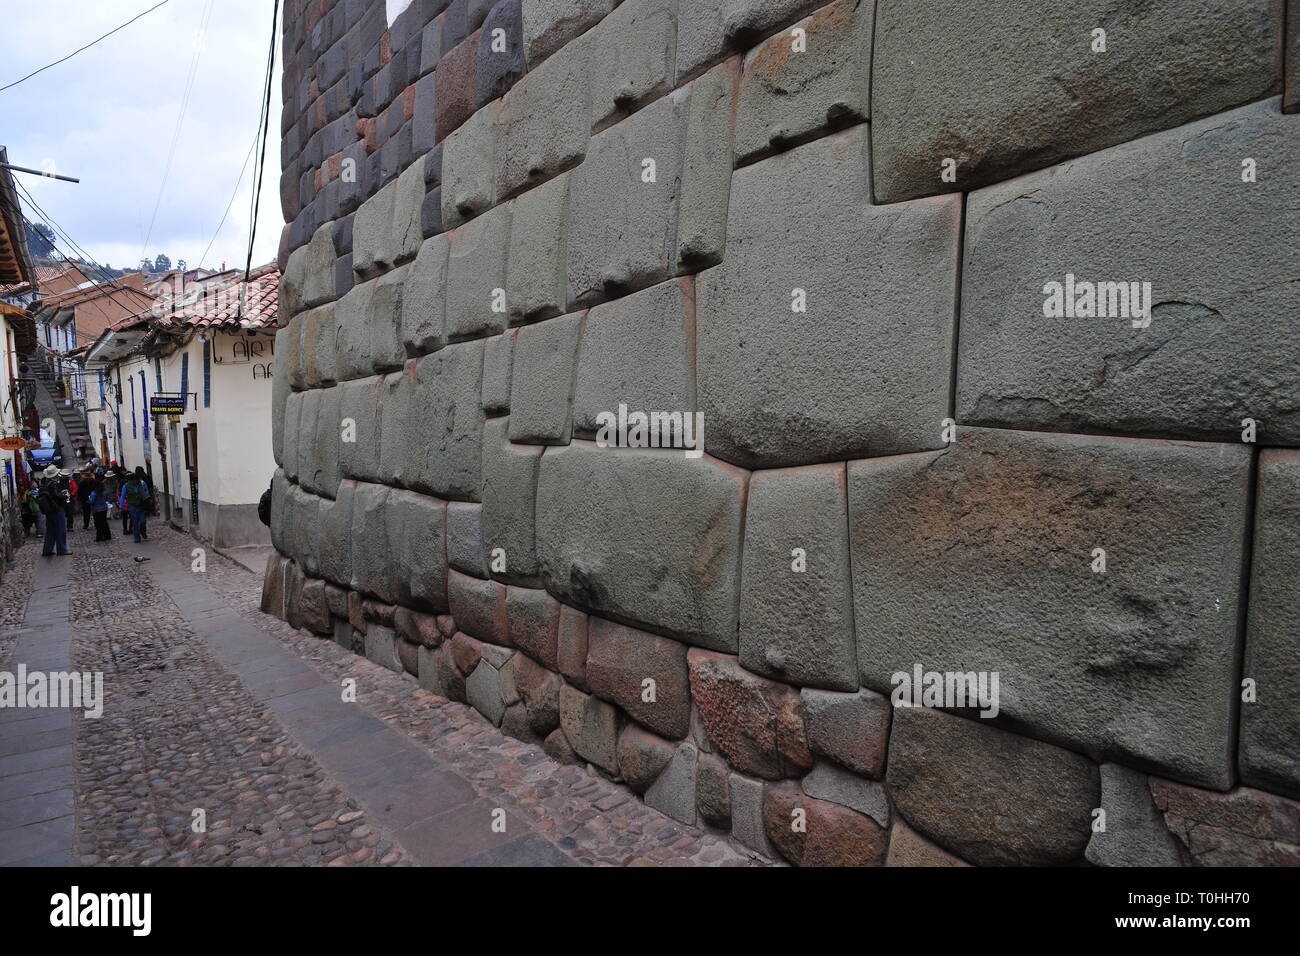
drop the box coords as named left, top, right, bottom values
left=88, top=478, right=113, bottom=542
left=20, top=486, right=41, bottom=537
left=114, top=466, right=132, bottom=535
left=39, top=465, right=72, bottom=556
left=78, top=468, right=94, bottom=529
left=60, top=469, right=76, bottom=528
left=123, top=466, right=151, bottom=543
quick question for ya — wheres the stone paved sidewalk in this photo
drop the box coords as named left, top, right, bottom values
left=0, top=517, right=766, bottom=867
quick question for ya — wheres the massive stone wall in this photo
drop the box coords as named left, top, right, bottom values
left=267, top=0, right=1300, bottom=866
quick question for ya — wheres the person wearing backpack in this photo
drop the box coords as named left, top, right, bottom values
left=38, top=466, right=71, bottom=556
left=77, top=468, right=95, bottom=530
left=87, top=478, right=113, bottom=542
left=123, top=467, right=151, bottom=543
left=20, top=486, right=41, bottom=537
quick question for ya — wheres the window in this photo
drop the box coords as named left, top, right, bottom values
left=183, top=423, right=198, bottom=473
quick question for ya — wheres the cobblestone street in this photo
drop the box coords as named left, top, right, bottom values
left=0, top=518, right=765, bottom=867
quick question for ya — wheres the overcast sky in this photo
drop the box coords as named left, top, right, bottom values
left=1, top=0, right=284, bottom=275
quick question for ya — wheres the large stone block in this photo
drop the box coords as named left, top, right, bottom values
left=302, top=303, right=338, bottom=387
left=480, top=416, right=544, bottom=582
left=556, top=602, right=588, bottom=689
left=476, top=0, right=526, bottom=105
left=1240, top=449, right=1300, bottom=797
left=407, top=341, right=486, bottom=499
left=445, top=201, right=512, bottom=339
left=302, top=220, right=339, bottom=306
left=317, top=480, right=355, bottom=588
left=521, top=0, right=614, bottom=66
left=885, top=821, right=968, bottom=867
left=801, top=761, right=890, bottom=827
left=466, top=659, right=507, bottom=725
left=401, top=232, right=449, bottom=355
left=295, top=388, right=322, bottom=494
left=448, top=568, right=509, bottom=643
left=386, top=488, right=449, bottom=611
left=688, top=649, right=812, bottom=780
left=338, top=375, right=385, bottom=482
left=505, top=585, right=560, bottom=668
left=379, top=366, right=417, bottom=488
left=849, top=427, right=1252, bottom=789
left=958, top=99, right=1300, bottom=445
left=368, top=265, right=410, bottom=373
left=645, top=741, right=697, bottom=826
left=281, top=390, right=303, bottom=483
left=739, top=462, right=855, bottom=690
left=586, top=0, right=677, bottom=131
left=365, top=624, right=404, bottom=673
left=390, top=155, right=427, bottom=263
left=508, top=648, right=563, bottom=734
left=697, top=125, right=959, bottom=468
left=799, top=687, right=889, bottom=780
left=571, top=278, right=694, bottom=436
left=763, top=781, right=887, bottom=867
left=887, top=706, right=1099, bottom=866
left=733, top=0, right=871, bottom=164
left=349, top=481, right=397, bottom=603
left=333, top=280, right=376, bottom=382
left=558, top=683, right=620, bottom=773
left=586, top=617, right=690, bottom=739
left=617, top=722, right=675, bottom=793
left=872, top=0, right=1281, bottom=202
left=505, top=171, right=570, bottom=323
left=1149, top=778, right=1300, bottom=866
left=1085, top=763, right=1184, bottom=867
left=676, top=59, right=736, bottom=269
left=272, top=327, right=291, bottom=466
left=447, top=500, right=489, bottom=577
left=480, top=329, right=515, bottom=412
left=310, top=383, right=343, bottom=499
left=506, top=311, right=582, bottom=444
left=435, top=31, right=480, bottom=141
left=536, top=442, right=746, bottom=651
left=352, top=178, right=397, bottom=277
left=565, top=89, right=687, bottom=308
left=440, top=102, right=499, bottom=227
left=495, top=27, right=591, bottom=199
left=676, top=0, right=824, bottom=80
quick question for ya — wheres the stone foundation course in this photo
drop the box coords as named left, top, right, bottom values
left=268, top=0, right=1300, bottom=865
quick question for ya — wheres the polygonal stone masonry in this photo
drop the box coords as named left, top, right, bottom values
left=585, top=616, right=691, bottom=740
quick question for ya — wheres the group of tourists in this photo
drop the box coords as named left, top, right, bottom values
left=20, top=461, right=156, bottom=555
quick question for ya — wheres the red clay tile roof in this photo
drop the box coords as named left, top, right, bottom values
left=151, top=263, right=279, bottom=331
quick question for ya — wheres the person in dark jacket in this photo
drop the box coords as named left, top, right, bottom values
left=39, top=467, right=71, bottom=556
left=77, top=468, right=94, bottom=529
left=122, top=467, right=151, bottom=543
left=87, top=478, right=113, bottom=542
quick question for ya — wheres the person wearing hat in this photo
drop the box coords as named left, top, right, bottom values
left=122, top=467, right=152, bottom=543
left=77, top=467, right=95, bottom=530
left=39, top=465, right=71, bottom=556
left=59, top=469, right=76, bottom=527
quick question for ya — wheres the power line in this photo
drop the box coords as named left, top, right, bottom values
left=0, top=0, right=173, bottom=94
left=243, top=0, right=280, bottom=285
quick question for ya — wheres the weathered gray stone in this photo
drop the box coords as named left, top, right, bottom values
left=507, top=311, right=582, bottom=444
left=496, top=27, right=591, bottom=199
left=448, top=568, right=510, bottom=644
left=295, top=388, right=322, bottom=494
left=586, top=617, right=690, bottom=739
left=303, top=221, right=339, bottom=307
left=378, top=367, right=417, bottom=488
left=407, top=341, right=486, bottom=499
left=1085, top=763, right=1184, bottom=867
left=441, top=102, right=499, bottom=228
left=958, top=99, right=1300, bottom=445
left=332, top=280, right=376, bottom=382
left=799, top=687, right=890, bottom=779
left=480, top=417, right=544, bottom=582
left=536, top=442, right=746, bottom=650
left=675, top=0, right=823, bottom=80
left=618, top=724, right=676, bottom=794
left=677, top=60, right=736, bottom=269
left=386, top=488, right=449, bottom=611
left=281, top=390, right=303, bottom=483
left=310, top=384, right=343, bottom=499
left=1149, top=778, right=1300, bottom=867
left=565, top=89, right=687, bottom=308
left=572, top=278, right=694, bottom=436
left=338, top=375, right=385, bottom=483
left=317, top=480, right=355, bottom=588
left=505, top=585, right=561, bottom=668
left=447, top=500, right=489, bottom=577
left=733, top=0, right=872, bottom=164
left=353, top=179, right=398, bottom=277
left=349, top=481, right=397, bottom=603
left=728, top=772, right=772, bottom=857
left=521, top=0, right=614, bottom=66
left=1241, top=449, right=1300, bottom=797
left=364, top=624, right=404, bottom=674
left=333, top=617, right=357, bottom=653
left=397, top=637, right=421, bottom=677
left=586, top=0, right=677, bottom=131
left=558, top=683, right=619, bottom=773
left=368, top=265, right=409, bottom=373
left=739, top=461, right=855, bottom=690
left=697, top=125, right=960, bottom=468
left=272, top=326, right=291, bottom=465
left=872, top=0, right=1282, bottom=203
left=480, top=329, right=515, bottom=412
left=280, top=243, right=309, bottom=320
left=466, top=659, right=507, bottom=725
left=849, top=427, right=1252, bottom=789
left=400, top=233, right=448, bottom=356
left=505, top=171, right=570, bottom=323
left=269, top=470, right=290, bottom=554
left=887, top=706, right=1099, bottom=866
left=645, top=742, right=697, bottom=826
left=509, top=649, right=563, bottom=734
left=695, top=751, right=731, bottom=827
left=445, top=201, right=512, bottom=339
left=391, top=156, right=427, bottom=264
left=801, top=761, right=890, bottom=827
left=476, top=0, right=527, bottom=105
left=417, top=643, right=444, bottom=695
left=303, top=303, right=338, bottom=387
